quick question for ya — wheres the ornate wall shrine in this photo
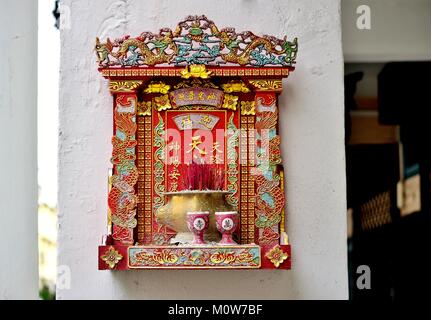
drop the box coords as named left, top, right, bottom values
left=96, top=15, right=298, bottom=270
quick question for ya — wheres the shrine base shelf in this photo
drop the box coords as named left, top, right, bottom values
left=98, top=244, right=291, bottom=270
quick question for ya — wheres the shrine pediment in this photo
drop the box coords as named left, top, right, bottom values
left=95, top=15, right=298, bottom=68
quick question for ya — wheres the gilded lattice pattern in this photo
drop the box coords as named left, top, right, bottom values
left=240, top=114, right=256, bottom=243
left=137, top=115, right=153, bottom=244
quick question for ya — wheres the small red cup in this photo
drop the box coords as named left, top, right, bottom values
left=186, top=211, right=210, bottom=245
left=215, top=211, right=238, bottom=245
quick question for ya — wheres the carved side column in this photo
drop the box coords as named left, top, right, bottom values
left=107, top=80, right=142, bottom=245
left=250, top=79, right=285, bottom=249
left=136, top=99, right=153, bottom=245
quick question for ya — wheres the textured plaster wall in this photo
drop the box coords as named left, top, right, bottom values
left=58, top=0, right=347, bottom=299
left=0, top=0, right=39, bottom=299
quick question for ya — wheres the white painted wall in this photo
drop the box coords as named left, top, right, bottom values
left=58, top=0, right=347, bottom=299
left=342, top=0, right=431, bottom=62
left=0, top=0, right=39, bottom=299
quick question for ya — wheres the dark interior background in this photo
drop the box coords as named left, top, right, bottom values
left=345, top=62, right=431, bottom=300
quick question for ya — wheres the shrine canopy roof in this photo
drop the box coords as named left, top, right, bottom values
left=95, top=15, right=298, bottom=78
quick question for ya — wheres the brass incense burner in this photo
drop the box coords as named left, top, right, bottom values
left=155, top=190, right=234, bottom=243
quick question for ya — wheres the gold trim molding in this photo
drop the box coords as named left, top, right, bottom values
left=144, top=82, right=171, bottom=94
left=109, top=80, right=143, bottom=93
left=249, top=79, right=283, bottom=92
left=101, top=68, right=290, bottom=78
left=222, top=81, right=250, bottom=93
left=180, top=65, right=212, bottom=79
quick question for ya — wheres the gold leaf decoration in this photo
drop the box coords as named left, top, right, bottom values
left=144, top=82, right=171, bottom=94
left=240, top=101, right=255, bottom=115
left=249, top=79, right=283, bottom=92
left=154, top=94, right=172, bottom=111
left=101, top=246, right=123, bottom=269
left=137, top=101, right=152, bottom=116
left=180, top=65, right=212, bottom=79
left=109, top=80, right=143, bottom=93
left=266, top=245, right=289, bottom=268
left=222, top=81, right=250, bottom=93
left=222, top=94, right=238, bottom=111
left=174, top=78, right=219, bottom=89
